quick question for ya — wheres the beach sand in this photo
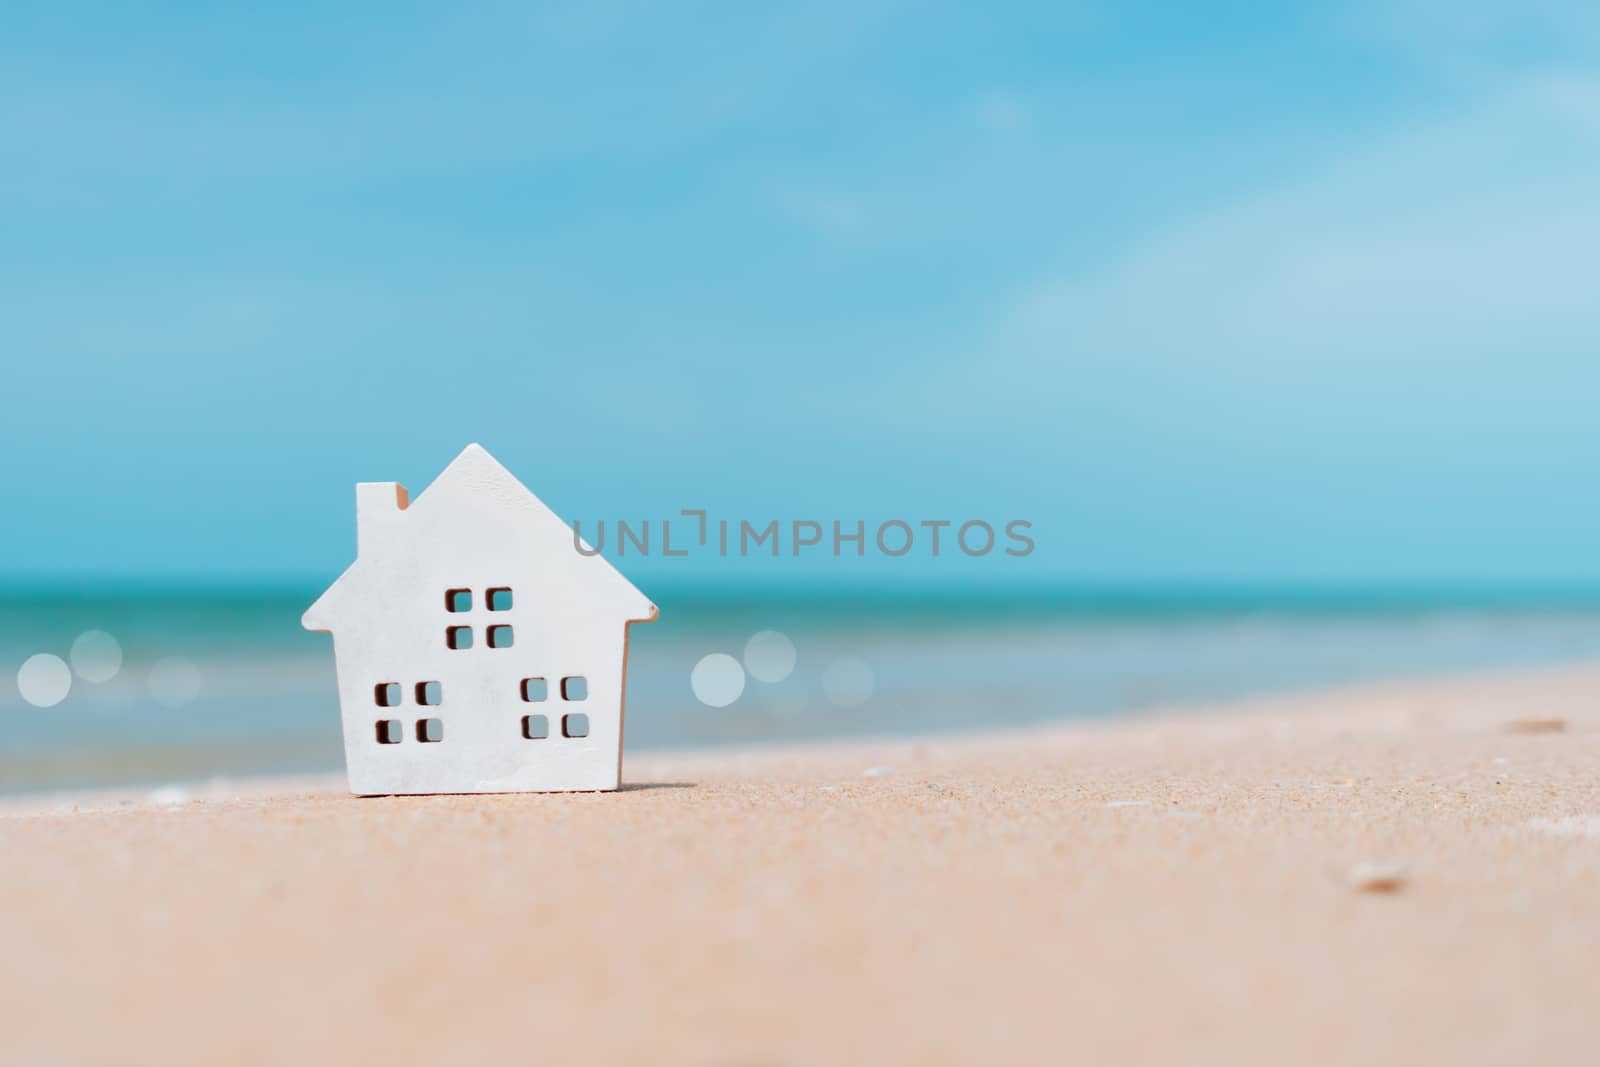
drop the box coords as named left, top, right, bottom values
left=5, top=665, right=1600, bottom=1066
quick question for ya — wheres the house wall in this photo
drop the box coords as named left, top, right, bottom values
left=328, top=577, right=632, bottom=795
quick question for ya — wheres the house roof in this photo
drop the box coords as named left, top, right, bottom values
left=302, top=443, right=657, bottom=632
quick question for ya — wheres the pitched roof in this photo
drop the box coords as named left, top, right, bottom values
left=302, top=443, right=657, bottom=632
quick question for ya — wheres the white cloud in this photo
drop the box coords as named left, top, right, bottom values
left=945, top=71, right=1600, bottom=425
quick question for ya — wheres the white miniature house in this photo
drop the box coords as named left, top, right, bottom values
left=303, top=444, right=657, bottom=795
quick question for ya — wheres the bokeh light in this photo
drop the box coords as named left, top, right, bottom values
left=743, top=630, right=797, bottom=684
left=691, top=653, right=746, bottom=708
left=821, top=657, right=875, bottom=708
left=149, top=657, right=203, bottom=708
left=70, top=630, right=123, bottom=684
left=17, top=653, right=73, bottom=708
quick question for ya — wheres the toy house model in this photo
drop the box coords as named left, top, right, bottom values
left=303, top=444, right=657, bottom=795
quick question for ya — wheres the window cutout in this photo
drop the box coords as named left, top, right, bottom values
left=487, top=587, right=513, bottom=612
left=561, top=676, right=587, bottom=701
left=374, top=682, right=401, bottom=707
left=563, top=712, right=590, bottom=738
left=415, top=681, right=442, bottom=706
left=416, top=718, right=443, bottom=743
left=445, top=588, right=472, bottom=612
left=488, top=625, right=514, bottom=649
left=522, top=714, right=549, bottom=739
left=375, top=719, right=403, bottom=744
left=446, top=626, right=473, bottom=650
left=520, top=677, right=547, bottom=702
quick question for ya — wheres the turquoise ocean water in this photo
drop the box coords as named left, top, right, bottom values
left=4, top=583, right=1600, bottom=794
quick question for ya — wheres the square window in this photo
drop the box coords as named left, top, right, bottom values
left=446, top=626, right=473, bottom=650
left=487, top=587, right=513, bottom=611
left=375, top=719, right=403, bottom=744
left=522, top=714, right=549, bottom=739
left=374, top=682, right=401, bottom=707
left=488, top=625, right=514, bottom=649
left=445, top=588, right=472, bottom=612
left=415, top=681, right=442, bottom=706
left=520, top=677, right=547, bottom=702
left=563, top=712, right=589, bottom=738
left=416, top=718, right=443, bottom=743
left=561, top=676, right=587, bottom=701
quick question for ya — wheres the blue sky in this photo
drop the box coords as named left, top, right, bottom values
left=3, top=4, right=1599, bottom=586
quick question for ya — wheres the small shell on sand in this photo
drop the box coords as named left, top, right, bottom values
left=1506, top=718, right=1567, bottom=734
left=1349, top=862, right=1408, bottom=894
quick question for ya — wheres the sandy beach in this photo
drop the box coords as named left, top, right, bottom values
left=5, top=664, right=1600, bottom=1066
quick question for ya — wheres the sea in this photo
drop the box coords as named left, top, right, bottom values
left=5, top=582, right=1600, bottom=794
